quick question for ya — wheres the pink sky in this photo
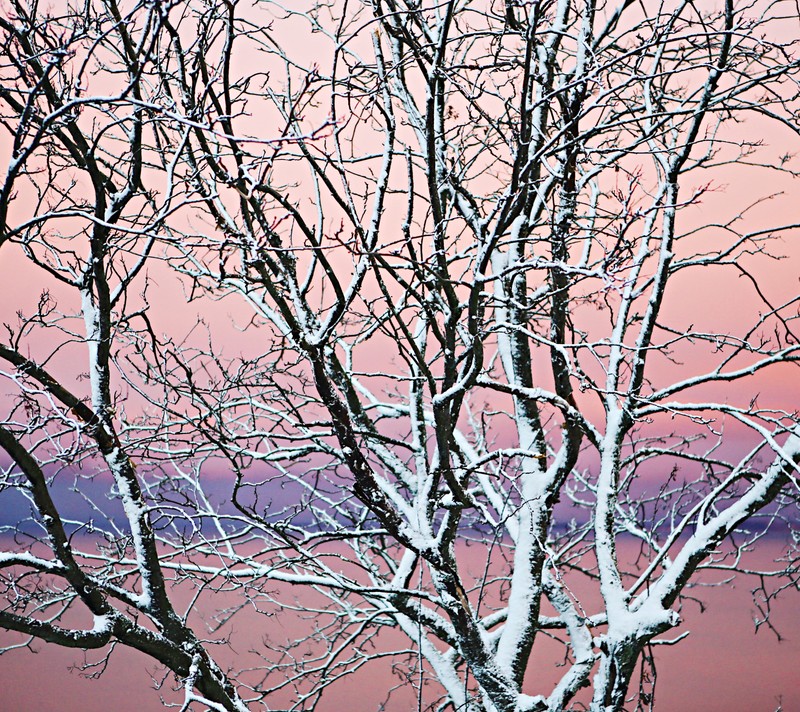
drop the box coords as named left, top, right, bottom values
left=2, top=2, right=800, bottom=710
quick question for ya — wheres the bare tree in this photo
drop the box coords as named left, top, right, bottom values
left=2, top=0, right=800, bottom=710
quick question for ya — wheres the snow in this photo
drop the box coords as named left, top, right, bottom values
left=80, top=288, right=104, bottom=414
left=108, top=447, right=152, bottom=609
left=517, top=694, right=547, bottom=712
left=91, top=614, right=112, bottom=634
